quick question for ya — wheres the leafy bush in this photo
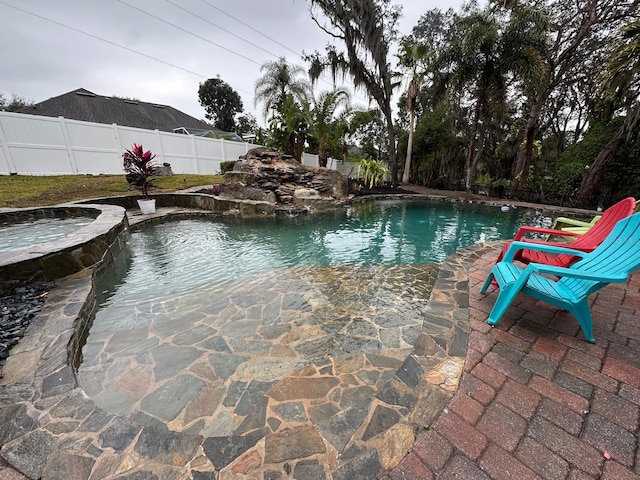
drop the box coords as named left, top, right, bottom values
left=220, top=161, right=236, bottom=174
left=475, top=172, right=492, bottom=186
left=357, top=158, right=391, bottom=188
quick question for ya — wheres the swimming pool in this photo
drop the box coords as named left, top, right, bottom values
left=95, top=199, right=550, bottom=304
left=72, top=198, right=551, bottom=477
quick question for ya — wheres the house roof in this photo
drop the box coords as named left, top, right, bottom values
left=18, top=88, right=241, bottom=139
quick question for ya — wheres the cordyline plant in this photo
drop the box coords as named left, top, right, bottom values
left=123, top=143, right=161, bottom=199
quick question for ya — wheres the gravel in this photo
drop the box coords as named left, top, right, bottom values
left=0, top=282, right=55, bottom=378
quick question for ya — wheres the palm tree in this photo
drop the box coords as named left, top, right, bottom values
left=578, top=20, right=640, bottom=204
left=442, top=11, right=505, bottom=191
left=254, top=58, right=310, bottom=121
left=439, top=5, right=548, bottom=191
left=306, top=88, right=351, bottom=168
left=306, top=0, right=401, bottom=182
left=267, top=94, right=308, bottom=161
left=398, top=41, right=430, bottom=184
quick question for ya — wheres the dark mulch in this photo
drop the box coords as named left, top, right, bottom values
left=348, top=180, right=419, bottom=197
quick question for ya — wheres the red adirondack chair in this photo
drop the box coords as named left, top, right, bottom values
left=495, top=197, right=637, bottom=267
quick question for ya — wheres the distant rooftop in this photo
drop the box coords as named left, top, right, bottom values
left=19, top=88, right=242, bottom=140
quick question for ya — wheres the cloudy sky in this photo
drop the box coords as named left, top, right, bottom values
left=1, top=0, right=463, bottom=126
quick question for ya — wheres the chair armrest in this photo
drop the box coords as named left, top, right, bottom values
left=502, top=241, right=588, bottom=263
left=553, top=215, right=600, bottom=228
left=530, top=263, right=628, bottom=283
left=513, top=237, right=592, bottom=251
left=513, top=226, right=581, bottom=241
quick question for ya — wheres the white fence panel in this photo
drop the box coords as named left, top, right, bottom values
left=192, top=136, right=222, bottom=174
left=63, top=120, right=120, bottom=174
left=0, top=114, right=73, bottom=174
left=156, top=132, right=193, bottom=174
left=116, top=126, right=161, bottom=161
left=301, top=152, right=319, bottom=168
left=223, top=141, right=252, bottom=162
left=0, top=112, right=322, bottom=176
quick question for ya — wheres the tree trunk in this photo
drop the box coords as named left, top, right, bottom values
left=318, top=140, right=328, bottom=168
left=577, top=104, right=640, bottom=205
left=294, top=135, right=305, bottom=163
left=383, top=108, right=398, bottom=183
left=465, top=102, right=481, bottom=191
left=513, top=91, right=544, bottom=191
left=576, top=135, right=624, bottom=206
left=468, top=126, right=485, bottom=189
left=401, top=108, right=415, bottom=184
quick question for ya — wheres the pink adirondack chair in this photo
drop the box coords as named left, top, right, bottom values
left=495, top=197, right=636, bottom=267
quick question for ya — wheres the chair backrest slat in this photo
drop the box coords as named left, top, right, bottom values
left=560, top=213, right=640, bottom=297
left=554, top=197, right=636, bottom=267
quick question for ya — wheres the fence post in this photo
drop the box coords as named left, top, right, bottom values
left=155, top=129, right=164, bottom=164
left=191, top=134, right=199, bottom=173
left=58, top=116, right=78, bottom=174
left=112, top=123, right=122, bottom=151
left=0, top=117, right=18, bottom=174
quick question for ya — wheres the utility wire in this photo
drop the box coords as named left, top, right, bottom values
left=197, top=0, right=371, bottom=104
left=117, top=0, right=262, bottom=66
left=163, top=0, right=281, bottom=61
left=198, top=0, right=302, bottom=58
left=0, top=0, right=209, bottom=80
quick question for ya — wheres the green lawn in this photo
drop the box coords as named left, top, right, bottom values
left=0, top=174, right=222, bottom=208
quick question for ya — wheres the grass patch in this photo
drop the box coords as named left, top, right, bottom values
left=0, top=174, right=222, bottom=208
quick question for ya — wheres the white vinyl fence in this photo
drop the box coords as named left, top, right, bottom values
left=0, top=111, right=322, bottom=175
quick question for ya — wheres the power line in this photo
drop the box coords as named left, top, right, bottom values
left=116, top=0, right=262, bottom=67
left=163, top=0, right=281, bottom=61
left=0, top=0, right=209, bottom=80
left=198, top=0, right=302, bottom=58
left=196, top=0, right=372, bottom=104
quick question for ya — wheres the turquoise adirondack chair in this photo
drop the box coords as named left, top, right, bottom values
left=481, top=213, right=640, bottom=343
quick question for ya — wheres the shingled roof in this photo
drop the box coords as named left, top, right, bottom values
left=19, top=88, right=238, bottom=138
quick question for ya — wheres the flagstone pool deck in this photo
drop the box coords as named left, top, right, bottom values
left=1, top=201, right=640, bottom=479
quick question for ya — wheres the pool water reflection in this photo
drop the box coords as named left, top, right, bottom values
left=98, top=199, right=550, bottom=304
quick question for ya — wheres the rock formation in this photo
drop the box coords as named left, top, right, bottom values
left=220, top=147, right=349, bottom=213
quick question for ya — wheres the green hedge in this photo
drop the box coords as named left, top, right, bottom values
left=220, top=161, right=236, bottom=174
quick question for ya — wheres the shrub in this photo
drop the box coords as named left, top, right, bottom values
left=357, top=158, right=391, bottom=188
left=220, top=161, right=236, bottom=174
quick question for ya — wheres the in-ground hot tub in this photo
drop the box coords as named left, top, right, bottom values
left=0, top=204, right=129, bottom=294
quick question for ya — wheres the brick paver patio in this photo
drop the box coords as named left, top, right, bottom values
left=385, top=245, right=640, bottom=480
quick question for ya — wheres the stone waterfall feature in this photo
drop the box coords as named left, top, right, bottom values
left=220, top=147, right=349, bottom=214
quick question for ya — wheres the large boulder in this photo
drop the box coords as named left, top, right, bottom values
left=221, top=148, right=349, bottom=210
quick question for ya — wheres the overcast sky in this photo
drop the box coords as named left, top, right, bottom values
left=1, top=0, right=463, bottom=126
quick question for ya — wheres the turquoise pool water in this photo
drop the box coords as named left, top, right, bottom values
left=97, top=199, right=550, bottom=305
left=77, top=198, right=549, bottom=417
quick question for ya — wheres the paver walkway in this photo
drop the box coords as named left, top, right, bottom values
left=386, top=245, right=640, bottom=479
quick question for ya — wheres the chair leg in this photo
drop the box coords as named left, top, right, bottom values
left=480, top=272, right=495, bottom=294
left=567, top=300, right=596, bottom=343
left=495, top=243, right=508, bottom=263
left=486, top=285, right=518, bottom=326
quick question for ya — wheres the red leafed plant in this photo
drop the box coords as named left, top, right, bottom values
left=123, top=143, right=161, bottom=199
